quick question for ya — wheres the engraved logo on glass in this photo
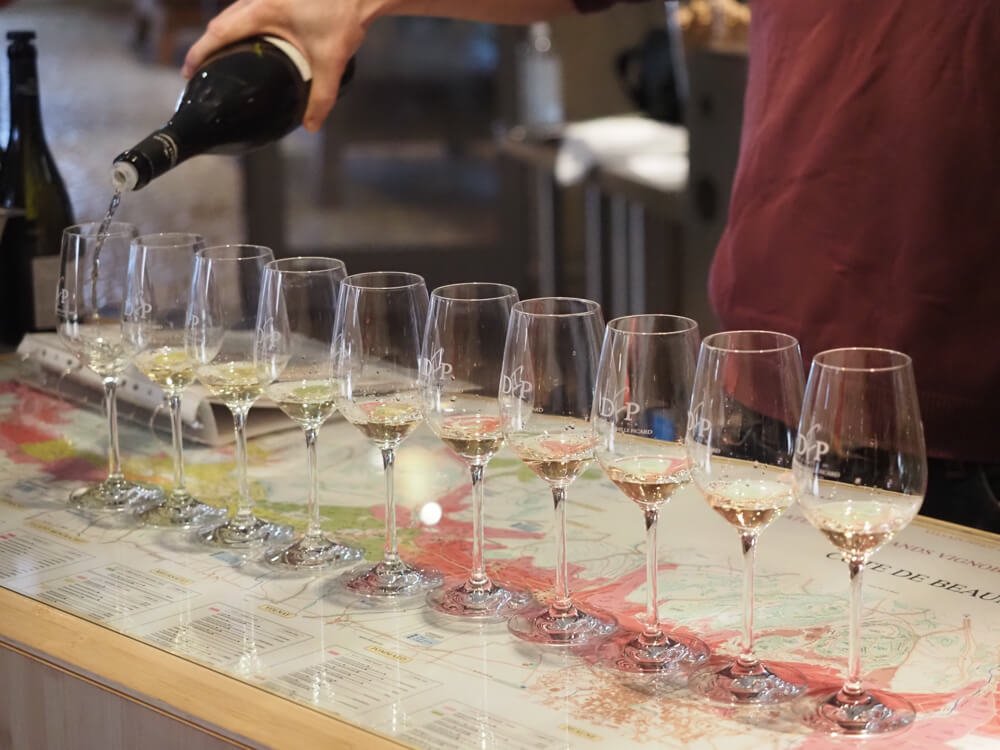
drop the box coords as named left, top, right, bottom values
left=795, top=423, right=830, bottom=464
left=418, top=348, right=453, bottom=382
left=499, top=366, right=533, bottom=400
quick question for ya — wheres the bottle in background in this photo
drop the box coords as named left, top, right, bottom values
left=515, top=23, right=564, bottom=137
left=112, top=36, right=356, bottom=192
left=0, top=30, right=75, bottom=346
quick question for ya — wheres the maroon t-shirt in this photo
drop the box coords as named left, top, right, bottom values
left=709, top=0, right=1000, bottom=462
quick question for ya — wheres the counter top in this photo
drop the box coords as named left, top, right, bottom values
left=1, top=360, right=999, bottom=748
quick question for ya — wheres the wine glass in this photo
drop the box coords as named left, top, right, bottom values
left=420, top=282, right=531, bottom=619
left=256, top=256, right=363, bottom=569
left=500, top=297, right=617, bottom=646
left=186, top=244, right=291, bottom=548
left=793, top=348, right=926, bottom=736
left=592, top=314, right=709, bottom=674
left=123, top=232, right=226, bottom=528
left=56, top=221, right=162, bottom=513
left=334, top=271, right=443, bottom=597
left=685, top=330, right=807, bottom=704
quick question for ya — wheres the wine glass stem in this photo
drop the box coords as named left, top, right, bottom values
left=304, top=427, right=321, bottom=538
left=643, top=507, right=662, bottom=638
left=102, top=377, right=124, bottom=481
left=231, top=408, right=253, bottom=520
left=381, top=447, right=399, bottom=565
left=468, top=463, right=488, bottom=587
left=551, top=485, right=572, bottom=614
left=844, top=557, right=866, bottom=697
left=168, top=393, right=186, bottom=493
left=738, top=531, right=759, bottom=668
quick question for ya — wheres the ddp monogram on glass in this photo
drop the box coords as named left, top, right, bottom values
left=123, top=232, right=225, bottom=528
left=500, top=297, right=617, bottom=646
left=685, top=330, right=807, bottom=704
left=334, top=271, right=443, bottom=598
left=56, top=221, right=163, bottom=513
left=256, top=257, right=362, bottom=570
left=420, top=282, right=531, bottom=620
left=592, top=314, right=709, bottom=676
left=186, top=244, right=292, bottom=548
left=793, top=348, right=926, bottom=737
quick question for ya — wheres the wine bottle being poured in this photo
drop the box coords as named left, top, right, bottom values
left=111, top=36, right=355, bottom=192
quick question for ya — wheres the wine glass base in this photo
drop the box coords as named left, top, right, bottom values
left=806, top=687, right=916, bottom=737
left=690, top=657, right=807, bottom=705
left=598, top=628, right=710, bottom=675
left=139, top=492, right=226, bottom=529
left=69, top=478, right=163, bottom=514
left=507, top=604, right=617, bottom=647
left=426, top=578, right=532, bottom=621
left=266, top=536, right=364, bottom=570
left=197, top=515, right=293, bottom=549
left=344, top=559, right=443, bottom=598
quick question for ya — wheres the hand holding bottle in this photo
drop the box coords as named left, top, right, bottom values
left=181, top=0, right=581, bottom=133
left=181, top=0, right=371, bottom=133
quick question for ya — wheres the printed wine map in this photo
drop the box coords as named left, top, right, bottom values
left=1, top=363, right=998, bottom=749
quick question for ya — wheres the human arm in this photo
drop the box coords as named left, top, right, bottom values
left=182, top=0, right=584, bottom=133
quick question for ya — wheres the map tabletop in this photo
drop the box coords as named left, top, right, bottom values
left=0, top=360, right=998, bottom=749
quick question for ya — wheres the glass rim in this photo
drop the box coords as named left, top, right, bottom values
left=607, top=313, right=698, bottom=335
left=701, top=329, right=799, bottom=354
left=132, top=232, right=205, bottom=248
left=341, top=271, right=425, bottom=290
left=512, top=296, right=601, bottom=318
left=196, top=243, right=273, bottom=261
left=63, top=221, right=135, bottom=239
left=431, top=281, right=518, bottom=301
left=812, top=347, right=913, bottom=373
left=265, top=256, right=347, bottom=274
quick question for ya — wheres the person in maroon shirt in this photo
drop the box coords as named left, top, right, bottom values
left=184, top=0, right=999, bottom=532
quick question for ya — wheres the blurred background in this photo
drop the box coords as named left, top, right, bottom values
left=1, top=0, right=750, bottom=331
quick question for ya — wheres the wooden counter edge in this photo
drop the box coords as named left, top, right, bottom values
left=0, top=587, right=410, bottom=750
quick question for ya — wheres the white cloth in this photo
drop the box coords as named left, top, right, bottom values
left=553, top=115, right=689, bottom=191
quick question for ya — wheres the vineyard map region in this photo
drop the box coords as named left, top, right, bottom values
left=0, top=368, right=999, bottom=749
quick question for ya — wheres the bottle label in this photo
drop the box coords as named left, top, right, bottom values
left=262, top=35, right=312, bottom=82
left=153, top=133, right=179, bottom=167
left=32, top=255, right=60, bottom=330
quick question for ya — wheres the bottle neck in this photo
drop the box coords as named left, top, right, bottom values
left=7, top=56, right=46, bottom=145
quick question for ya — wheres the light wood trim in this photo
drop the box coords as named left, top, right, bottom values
left=0, top=587, right=410, bottom=750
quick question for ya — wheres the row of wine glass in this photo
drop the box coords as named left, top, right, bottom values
left=54, top=221, right=926, bottom=738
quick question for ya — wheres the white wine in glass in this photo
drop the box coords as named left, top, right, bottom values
left=501, top=297, right=617, bottom=646
left=421, top=282, right=531, bottom=620
left=686, top=330, right=807, bottom=704
left=334, top=271, right=443, bottom=598
left=592, top=314, right=709, bottom=676
left=123, top=232, right=225, bottom=528
left=794, top=347, right=926, bottom=737
left=56, top=221, right=162, bottom=513
left=186, top=244, right=291, bottom=548
left=256, top=256, right=362, bottom=569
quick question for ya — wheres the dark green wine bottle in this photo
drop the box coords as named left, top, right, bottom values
left=0, top=30, right=75, bottom=346
left=112, top=36, right=355, bottom=191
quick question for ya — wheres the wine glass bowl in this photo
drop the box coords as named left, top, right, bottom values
left=420, top=282, right=531, bottom=620
left=500, top=297, right=617, bottom=646
left=592, top=314, right=709, bottom=675
left=685, top=330, right=807, bottom=704
left=123, top=232, right=225, bottom=528
left=334, top=271, right=443, bottom=598
left=793, top=347, right=926, bottom=736
left=186, top=244, right=291, bottom=548
left=56, top=221, right=163, bottom=513
left=257, top=256, right=363, bottom=569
